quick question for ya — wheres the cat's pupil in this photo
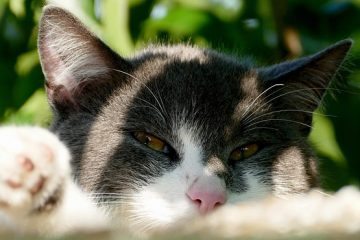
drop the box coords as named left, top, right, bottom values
left=144, top=136, right=151, bottom=145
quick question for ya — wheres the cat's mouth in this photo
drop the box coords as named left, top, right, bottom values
left=125, top=208, right=197, bottom=236
left=105, top=190, right=200, bottom=235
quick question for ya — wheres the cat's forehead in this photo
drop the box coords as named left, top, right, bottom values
left=114, top=45, right=265, bottom=142
left=131, top=44, right=257, bottom=92
left=133, top=44, right=253, bottom=70
left=137, top=44, right=211, bottom=63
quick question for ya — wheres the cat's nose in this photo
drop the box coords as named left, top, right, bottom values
left=186, top=175, right=227, bottom=214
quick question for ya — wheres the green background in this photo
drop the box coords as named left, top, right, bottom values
left=0, top=0, right=359, bottom=191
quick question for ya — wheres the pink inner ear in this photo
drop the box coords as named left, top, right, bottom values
left=186, top=175, right=227, bottom=214
left=45, top=81, right=78, bottom=110
left=41, top=43, right=76, bottom=90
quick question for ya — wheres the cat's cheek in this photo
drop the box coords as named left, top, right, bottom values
left=228, top=170, right=272, bottom=204
left=122, top=168, right=199, bottom=234
left=271, top=146, right=313, bottom=195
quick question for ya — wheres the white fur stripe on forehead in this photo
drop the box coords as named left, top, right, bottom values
left=39, top=7, right=110, bottom=92
left=178, top=126, right=204, bottom=177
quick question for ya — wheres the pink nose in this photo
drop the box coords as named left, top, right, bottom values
left=186, top=176, right=227, bottom=214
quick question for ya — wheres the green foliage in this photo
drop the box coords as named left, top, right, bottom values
left=0, top=0, right=359, bottom=190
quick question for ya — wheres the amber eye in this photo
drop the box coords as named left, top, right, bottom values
left=229, top=143, right=259, bottom=161
left=133, top=132, right=170, bottom=154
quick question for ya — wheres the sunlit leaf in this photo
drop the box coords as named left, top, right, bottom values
left=9, top=0, right=25, bottom=18
left=310, top=113, right=346, bottom=166
left=144, top=5, right=211, bottom=40
left=102, top=0, right=134, bottom=55
left=3, top=89, right=51, bottom=126
left=15, top=50, right=39, bottom=76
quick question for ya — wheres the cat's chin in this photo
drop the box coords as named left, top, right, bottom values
left=125, top=211, right=197, bottom=236
left=111, top=191, right=199, bottom=235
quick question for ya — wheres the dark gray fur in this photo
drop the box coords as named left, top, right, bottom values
left=38, top=6, right=352, bottom=200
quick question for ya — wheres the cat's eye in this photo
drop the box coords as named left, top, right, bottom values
left=229, top=143, right=259, bottom=161
left=133, top=132, right=170, bottom=154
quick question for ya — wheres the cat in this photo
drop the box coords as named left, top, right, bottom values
left=0, top=5, right=353, bottom=237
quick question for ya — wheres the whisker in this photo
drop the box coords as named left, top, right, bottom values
left=241, top=85, right=287, bottom=125
left=88, top=192, right=125, bottom=195
left=131, top=97, right=167, bottom=123
left=241, top=83, right=285, bottom=118
left=97, top=201, right=126, bottom=205
left=242, top=126, right=280, bottom=134
left=244, top=109, right=336, bottom=127
left=110, top=68, right=168, bottom=122
left=154, top=78, right=169, bottom=119
left=242, top=87, right=328, bottom=125
left=246, top=118, right=313, bottom=129
left=312, top=189, right=332, bottom=197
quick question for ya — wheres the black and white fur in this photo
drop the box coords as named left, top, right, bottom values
left=0, top=6, right=353, bottom=237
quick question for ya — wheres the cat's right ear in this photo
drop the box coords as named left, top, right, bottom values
left=257, top=40, right=352, bottom=135
left=38, top=6, right=131, bottom=114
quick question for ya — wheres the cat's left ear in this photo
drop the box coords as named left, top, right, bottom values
left=259, top=39, right=352, bottom=113
left=38, top=6, right=131, bottom=114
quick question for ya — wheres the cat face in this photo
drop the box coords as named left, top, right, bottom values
left=38, top=6, right=351, bottom=233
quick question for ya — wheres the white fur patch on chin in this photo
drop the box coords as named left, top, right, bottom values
left=125, top=174, right=198, bottom=235
left=228, top=170, right=271, bottom=204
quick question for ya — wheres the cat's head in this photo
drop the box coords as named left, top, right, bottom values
left=38, top=6, right=352, bottom=234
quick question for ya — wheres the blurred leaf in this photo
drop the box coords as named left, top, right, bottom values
left=9, top=0, right=25, bottom=17
left=102, top=0, right=134, bottom=55
left=144, top=6, right=211, bottom=39
left=310, top=114, right=346, bottom=166
left=173, top=0, right=243, bottom=21
left=47, top=0, right=102, bottom=36
left=15, top=49, right=39, bottom=76
left=3, top=89, right=51, bottom=126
